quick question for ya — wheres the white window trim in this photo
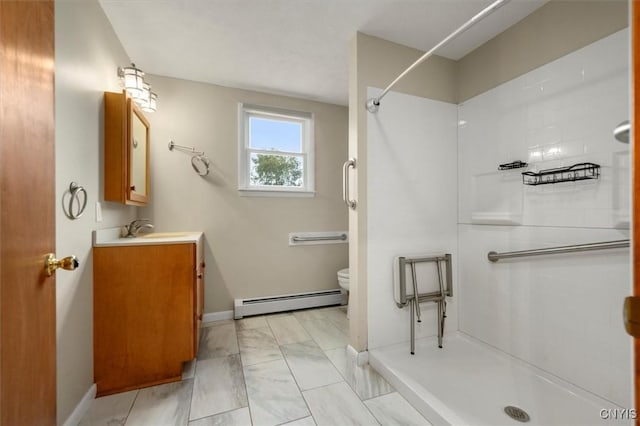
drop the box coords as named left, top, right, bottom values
left=238, top=103, right=315, bottom=196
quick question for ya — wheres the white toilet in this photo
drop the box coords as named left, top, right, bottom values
left=337, top=268, right=350, bottom=318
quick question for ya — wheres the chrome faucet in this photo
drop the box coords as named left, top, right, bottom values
left=123, top=219, right=154, bottom=238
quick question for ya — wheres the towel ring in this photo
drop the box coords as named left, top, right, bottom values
left=191, top=154, right=211, bottom=176
left=62, top=182, right=87, bottom=220
left=169, top=140, right=211, bottom=176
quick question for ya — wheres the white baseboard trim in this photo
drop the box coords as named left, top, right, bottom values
left=63, top=383, right=96, bottom=426
left=347, top=344, right=369, bottom=366
left=202, top=310, right=234, bottom=324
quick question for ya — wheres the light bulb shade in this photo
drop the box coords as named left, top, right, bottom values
left=119, top=63, right=157, bottom=112
left=120, top=64, right=145, bottom=98
left=141, top=92, right=157, bottom=112
left=133, top=81, right=151, bottom=107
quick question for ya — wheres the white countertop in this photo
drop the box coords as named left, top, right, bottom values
left=93, top=227, right=203, bottom=247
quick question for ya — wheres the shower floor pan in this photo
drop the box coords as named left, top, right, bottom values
left=369, top=333, right=628, bottom=426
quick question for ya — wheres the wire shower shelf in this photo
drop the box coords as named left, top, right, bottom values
left=521, top=162, right=600, bottom=186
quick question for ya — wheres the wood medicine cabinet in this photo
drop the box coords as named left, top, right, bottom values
left=104, top=91, right=150, bottom=206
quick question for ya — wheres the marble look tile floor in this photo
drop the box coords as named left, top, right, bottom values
left=79, top=306, right=431, bottom=426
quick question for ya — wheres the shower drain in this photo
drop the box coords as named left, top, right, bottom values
left=504, top=406, right=530, bottom=423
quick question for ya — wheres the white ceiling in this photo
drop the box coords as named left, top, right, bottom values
left=99, top=0, right=547, bottom=106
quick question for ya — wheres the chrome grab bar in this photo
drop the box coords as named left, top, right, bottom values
left=488, top=239, right=629, bottom=262
left=292, top=234, right=347, bottom=242
left=342, top=158, right=357, bottom=210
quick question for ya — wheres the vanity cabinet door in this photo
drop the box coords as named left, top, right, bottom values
left=93, top=243, right=196, bottom=396
left=104, top=91, right=150, bottom=206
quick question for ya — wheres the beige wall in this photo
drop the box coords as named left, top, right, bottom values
left=55, top=1, right=136, bottom=424
left=457, top=0, right=628, bottom=101
left=142, top=76, right=349, bottom=313
left=356, top=33, right=458, bottom=104
left=348, top=34, right=366, bottom=351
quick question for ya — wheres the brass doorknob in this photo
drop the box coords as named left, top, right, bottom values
left=45, top=253, right=79, bottom=276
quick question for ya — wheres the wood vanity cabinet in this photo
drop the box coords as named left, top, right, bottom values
left=104, top=91, right=150, bottom=206
left=93, top=241, right=204, bottom=396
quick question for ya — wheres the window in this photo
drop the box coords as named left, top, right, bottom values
left=239, top=104, right=314, bottom=196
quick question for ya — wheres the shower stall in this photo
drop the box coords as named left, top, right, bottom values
left=348, top=3, right=632, bottom=425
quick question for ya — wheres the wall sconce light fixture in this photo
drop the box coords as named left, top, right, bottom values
left=117, top=63, right=158, bottom=112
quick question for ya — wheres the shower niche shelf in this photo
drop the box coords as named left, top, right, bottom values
left=498, top=160, right=528, bottom=170
left=521, top=162, right=600, bottom=186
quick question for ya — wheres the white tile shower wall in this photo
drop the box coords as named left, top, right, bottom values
left=458, top=29, right=629, bottom=229
left=367, top=88, right=458, bottom=349
left=458, top=225, right=631, bottom=407
left=457, top=29, right=631, bottom=407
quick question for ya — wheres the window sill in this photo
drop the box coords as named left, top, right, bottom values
left=238, top=188, right=316, bottom=198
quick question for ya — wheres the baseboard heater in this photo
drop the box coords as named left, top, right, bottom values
left=234, top=289, right=343, bottom=319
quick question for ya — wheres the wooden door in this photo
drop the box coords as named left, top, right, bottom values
left=634, top=0, right=640, bottom=419
left=0, top=1, right=56, bottom=424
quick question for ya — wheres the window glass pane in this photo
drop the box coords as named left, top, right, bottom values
left=249, top=116, right=302, bottom=153
left=249, top=152, right=303, bottom=187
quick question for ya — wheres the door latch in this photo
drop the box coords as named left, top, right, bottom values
left=624, top=296, right=640, bottom=337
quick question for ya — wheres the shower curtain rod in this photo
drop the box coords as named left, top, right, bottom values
left=366, top=0, right=510, bottom=113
